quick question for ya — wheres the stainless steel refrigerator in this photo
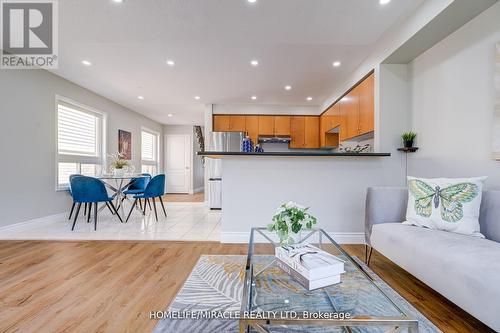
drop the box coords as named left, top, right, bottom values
left=207, top=131, right=244, bottom=209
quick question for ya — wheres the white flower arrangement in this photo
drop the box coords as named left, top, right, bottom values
left=267, top=201, right=317, bottom=245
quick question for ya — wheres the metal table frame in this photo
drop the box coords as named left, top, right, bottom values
left=240, top=227, right=418, bottom=333
left=97, top=174, right=148, bottom=218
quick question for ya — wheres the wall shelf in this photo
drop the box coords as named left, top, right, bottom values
left=397, top=147, right=419, bottom=153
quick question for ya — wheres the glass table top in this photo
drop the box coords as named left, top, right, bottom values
left=240, top=228, right=417, bottom=332
left=97, top=174, right=148, bottom=180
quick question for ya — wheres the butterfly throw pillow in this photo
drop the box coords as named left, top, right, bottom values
left=403, top=176, right=487, bottom=237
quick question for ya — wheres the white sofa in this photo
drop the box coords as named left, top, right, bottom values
left=365, top=187, right=500, bottom=332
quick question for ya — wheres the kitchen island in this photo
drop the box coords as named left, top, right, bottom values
left=199, top=150, right=403, bottom=244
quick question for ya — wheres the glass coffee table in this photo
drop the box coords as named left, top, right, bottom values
left=240, top=228, right=418, bottom=333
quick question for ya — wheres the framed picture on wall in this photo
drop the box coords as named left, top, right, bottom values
left=493, top=43, right=500, bottom=160
left=118, top=130, right=132, bottom=160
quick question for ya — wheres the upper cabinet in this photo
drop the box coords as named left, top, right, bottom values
left=290, top=116, right=319, bottom=149
left=274, top=116, right=291, bottom=135
left=258, top=116, right=274, bottom=135
left=304, top=117, right=320, bottom=148
left=213, top=115, right=230, bottom=131
left=334, top=72, right=375, bottom=141
left=245, top=116, right=259, bottom=143
left=345, top=87, right=360, bottom=139
left=290, top=116, right=306, bottom=148
left=211, top=73, right=373, bottom=148
left=358, top=73, right=375, bottom=135
left=320, top=104, right=340, bottom=148
left=229, top=115, right=246, bottom=131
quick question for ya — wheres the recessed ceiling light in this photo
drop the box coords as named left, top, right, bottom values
left=251, top=96, right=257, bottom=100
left=250, top=60, right=259, bottom=66
left=137, top=96, right=144, bottom=100
left=307, top=97, right=313, bottom=101
left=167, top=114, right=173, bottom=117
left=166, top=60, right=175, bottom=66
left=379, top=0, right=391, bottom=4
left=81, top=60, right=92, bottom=66
left=332, top=61, right=341, bottom=67
left=248, top=0, right=257, bottom=3
left=284, top=85, right=292, bottom=91
left=194, top=96, right=201, bottom=100
left=112, top=0, right=123, bottom=3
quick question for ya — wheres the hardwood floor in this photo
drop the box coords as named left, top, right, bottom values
left=0, top=241, right=493, bottom=333
left=163, top=192, right=204, bottom=203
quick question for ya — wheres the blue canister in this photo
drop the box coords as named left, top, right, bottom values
left=241, top=136, right=254, bottom=152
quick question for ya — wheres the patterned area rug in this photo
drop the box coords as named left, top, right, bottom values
left=153, top=255, right=441, bottom=333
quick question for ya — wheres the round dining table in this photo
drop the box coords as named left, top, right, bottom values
left=97, top=174, right=149, bottom=218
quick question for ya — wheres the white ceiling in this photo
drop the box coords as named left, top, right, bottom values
left=51, top=0, right=423, bottom=125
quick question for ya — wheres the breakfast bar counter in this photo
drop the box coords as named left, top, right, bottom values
left=198, top=151, right=391, bottom=158
left=202, top=149, right=403, bottom=244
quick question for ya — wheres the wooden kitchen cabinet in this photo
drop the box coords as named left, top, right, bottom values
left=229, top=115, right=246, bottom=132
left=331, top=103, right=341, bottom=129
left=320, top=105, right=340, bottom=148
left=290, top=116, right=305, bottom=148
left=274, top=116, right=291, bottom=135
left=304, top=117, right=320, bottom=148
left=320, top=114, right=327, bottom=147
left=358, top=73, right=374, bottom=135
left=213, top=115, right=230, bottom=131
left=338, top=88, right=360, bottom=141
left=346, top=88, right=360, bottom=139
left=258, top=116, right=274, bottom=135
left=245, top=115, right=259, bottom=143
left=290, top=116, right=319, bottom=148
left=338, top=97, right=348, bottom=141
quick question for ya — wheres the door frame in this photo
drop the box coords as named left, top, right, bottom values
left=164, top=134, right=193, bottom=194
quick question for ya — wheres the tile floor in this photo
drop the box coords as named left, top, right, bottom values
left=0, top=201, right=221, bottom=241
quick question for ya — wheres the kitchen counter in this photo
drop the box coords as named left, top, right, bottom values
left=198, top=151, right=391, bottom=158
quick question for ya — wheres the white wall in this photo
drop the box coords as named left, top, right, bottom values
left=0, top=70, right=163, bottom=227
left=408, top=2, right=500, bottom=189
left=163, top=125, right=205, bottom=193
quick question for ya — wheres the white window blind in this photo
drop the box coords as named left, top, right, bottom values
left=56, top=99, right=104, bottom=190
left=141, top=129, right=159, bottom=174
left=142, top=131, right=156, bottom=161
left=58, top=104, right=98, bottom=156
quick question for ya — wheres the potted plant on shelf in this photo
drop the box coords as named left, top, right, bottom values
left=109, top=152, right=129, bottom=176
left=267, top=201, right=317, bottom=245
left=402, top=131, right=417, bottom=148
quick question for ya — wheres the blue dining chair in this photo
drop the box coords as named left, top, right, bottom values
left=68, top=174, right=83, bottom=220
left=70, top=176, right=123, bottom=231
left=69, top=174, right=114, bottom=221
left=119, top=173, right=151, bottom=211
left=126, top=174, right=167, bottom=222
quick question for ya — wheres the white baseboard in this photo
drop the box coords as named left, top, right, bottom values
left=220, top=231, right=365, bottom=244
left=0, top=212, right=69, bottom=232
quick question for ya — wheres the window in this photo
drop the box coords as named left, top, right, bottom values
left=141, top=128, right=159, bottom=175
left=56, top=98, right=105, bottom=190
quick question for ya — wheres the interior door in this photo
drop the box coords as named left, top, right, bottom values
left=165, top=134, right=191, bottom=193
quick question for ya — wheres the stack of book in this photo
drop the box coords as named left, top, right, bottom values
left=275, top=244, right=345, bottom=291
